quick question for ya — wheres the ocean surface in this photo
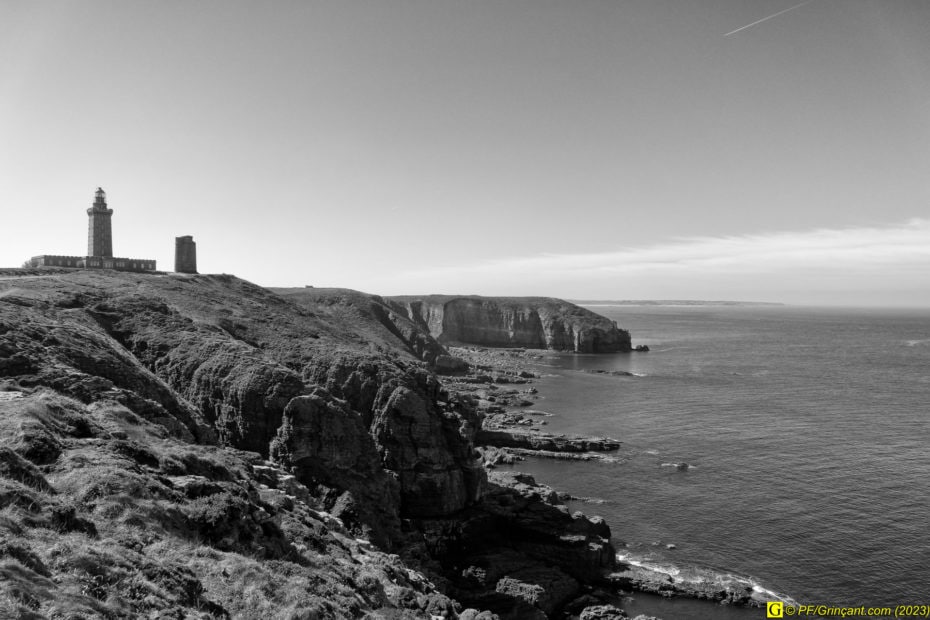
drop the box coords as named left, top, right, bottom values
left=502, top=305, right=930, bottom=619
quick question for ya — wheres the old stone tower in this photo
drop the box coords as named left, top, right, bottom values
left=174, top=236, right=197, bottom=274
left=87, top=187, right=113, bottom=257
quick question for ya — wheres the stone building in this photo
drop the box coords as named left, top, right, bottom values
left=31, top=188, right=156, bottom=272
left=174, top=236, right=197, bottom=274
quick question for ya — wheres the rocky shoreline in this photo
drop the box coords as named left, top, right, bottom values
left=0, top=272, right=649, bottom=619
left=444, top=344, right=774, bottom=612
left=0, top=271, right=770, bottom=618
left=440, top=346, right=623, bottom=461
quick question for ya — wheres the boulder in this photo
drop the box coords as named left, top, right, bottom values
left=434, top=355, right=470, bottom=375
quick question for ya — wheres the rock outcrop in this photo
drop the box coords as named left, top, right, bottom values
left=387, top=295, right=632, bottom=353
left=476, top=430, right=621, bottom=453
left=421, top=471, right=616, bottom=618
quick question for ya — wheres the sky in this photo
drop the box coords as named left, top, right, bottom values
left=2, top=0, right=929, bottom=306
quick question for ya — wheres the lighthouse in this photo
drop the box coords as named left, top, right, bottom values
left=87, top=187, right=114, bottom=258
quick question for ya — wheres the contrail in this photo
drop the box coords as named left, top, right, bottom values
left=724, top=0, right=817, bottom=37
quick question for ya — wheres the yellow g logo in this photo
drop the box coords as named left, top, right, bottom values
left=767, top=601, right=784, bottom=618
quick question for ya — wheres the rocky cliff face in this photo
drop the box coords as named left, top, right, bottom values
left=0, top=271, right=621, bottom=618
left=387, top=296, right=632, bottom=353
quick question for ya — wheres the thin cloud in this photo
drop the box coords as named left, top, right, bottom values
left=393, top=219, right=930, bottom=281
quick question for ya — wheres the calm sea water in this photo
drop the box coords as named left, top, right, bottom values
left=505, top=305, right=930, bottom=619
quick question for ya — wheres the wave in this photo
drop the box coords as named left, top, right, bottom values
left=905, top=339, right=930, bottom=347
left=616, top=552, right=797, bottom=605
left=617, top=553, right=680, bottom=577
left=660, top=462, right=695, bottom=471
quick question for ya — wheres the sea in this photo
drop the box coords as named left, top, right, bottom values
left=502, top=305, right=930, bottom=619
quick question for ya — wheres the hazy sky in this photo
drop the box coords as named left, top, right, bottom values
left=2, top=1, right=929, bottom=305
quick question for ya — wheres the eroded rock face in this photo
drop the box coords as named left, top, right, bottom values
left=270, top=391, right=403, bottom=546
left=302, top=353, right=487, bottom=520
left=387, top=296, right=632, bottom=353
left=373, top=385, right=485, bottom=517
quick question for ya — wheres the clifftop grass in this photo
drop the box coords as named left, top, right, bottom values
left=0, top=390, right=456, bottom=619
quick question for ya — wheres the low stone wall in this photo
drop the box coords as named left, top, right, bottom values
left=31, top=255, right=156, bottom=272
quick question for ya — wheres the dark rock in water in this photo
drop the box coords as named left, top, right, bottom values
left=608, top=561, right=759, bottom=606
left=582, top=369, right=635, bottom=377
left=478, top=429, right=621, bottom=453
left=634, top=345, right=650, bottom=352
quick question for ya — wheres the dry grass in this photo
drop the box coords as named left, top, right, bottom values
left=0, top=390, right=458, bottom=619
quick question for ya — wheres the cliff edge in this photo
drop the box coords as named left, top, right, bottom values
left=386, top=295, right=631, bottom=353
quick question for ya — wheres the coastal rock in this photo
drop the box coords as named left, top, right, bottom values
left=579, top=604, right=627, bottom=620
left=298, top=353, right=487, bottom=521
left=582, top=369, right=635, bottom=377
left=422, top=471, right=616, bottom=618
left=386, top=295, right=632, bottom=353
left=495, top=568, right=579, bottom=616
left=269, top=391, right=403, bottom=546
left=477, top=446, right=522, bottom=467
left=477, top=429, right=621, bottom=453
left=372, top=383, right=485, bottom=517
left=434, top=355, right=471, bottom=375
left=608, top=560, right=758, bottom=606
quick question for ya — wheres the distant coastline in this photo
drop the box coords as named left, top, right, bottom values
left=572, top=299, right=786, bottom=307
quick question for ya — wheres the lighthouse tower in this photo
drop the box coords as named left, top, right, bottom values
left=87, top=187, right=113, bottom=257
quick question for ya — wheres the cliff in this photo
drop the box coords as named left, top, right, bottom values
left=0, top=271, right=619, bottom=619
left=386, top=295, right=631, bottom=353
